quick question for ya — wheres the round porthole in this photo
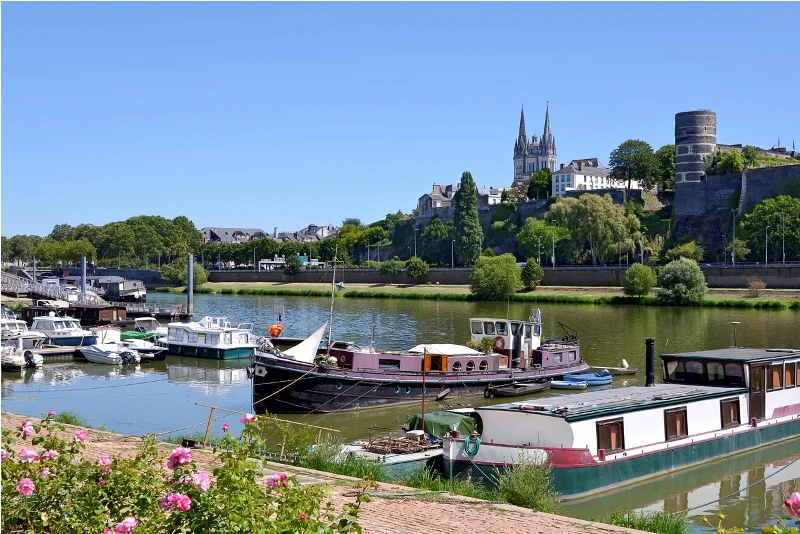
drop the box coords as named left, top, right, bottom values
left=405, top=386, right=411, bottom=394
left=336, top=383, right=343, bottom=390
left=395, top=386, right=401, bottom=394
left=466, top=361, right=475, bottom=372
left=452, top=362, right=462, bottom=372
left=373, top=386, right=379, bottom=392
left=479, top=360, right=488, bottom=371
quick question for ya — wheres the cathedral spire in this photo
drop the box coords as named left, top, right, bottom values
left=542, top=102, right=551, bottom=141
left=518, top=105, right=527, bottom=141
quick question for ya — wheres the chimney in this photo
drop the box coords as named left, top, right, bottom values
left=560, top=163, right=565, bottom=170
left=645, top=338, right=655, bottom=387
left=578, top=161, right=583, bottom=171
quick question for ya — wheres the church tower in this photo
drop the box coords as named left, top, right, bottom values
left=512, top=104, right=557, bottom=187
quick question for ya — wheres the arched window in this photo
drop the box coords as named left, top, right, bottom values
left=452, top=361, right=462, bottom=372
left=479, top=360, right=488, bottom=371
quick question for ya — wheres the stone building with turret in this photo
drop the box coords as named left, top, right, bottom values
left=512, top=105, right=557, bottom=187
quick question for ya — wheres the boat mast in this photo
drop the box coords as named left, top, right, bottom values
left=326, top=245, right=337, bottom=357
left=421, top=348, right=427, bottom=434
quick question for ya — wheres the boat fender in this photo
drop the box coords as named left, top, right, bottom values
left=268, top=324, right=284, bottom=337
left=493, top=336, right=505, bottom=351
left=463, top=434, right=481, bottom=456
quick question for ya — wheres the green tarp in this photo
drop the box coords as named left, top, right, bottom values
left=404, top=411, right=476, bottom=439
left=121, top=331, right=156, bottom=341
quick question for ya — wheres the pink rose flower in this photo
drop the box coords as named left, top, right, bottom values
left=161, top=492, right=192, bottom=512
left=104, top=530, right=114, bottom=534
left=43, top=449, right=59, bottom=460
left=41, top=467, right=51, bottom=478
left=17, top=478, right=35, bottom=496
left=19, top=448, right=40, bottom=463
left=240, top=413, right=258, bottom=424
left=75, top=430, right=87, bottom=443
left=190, top=472, right=211, bottom=492
left=1, top=448, right=9, bottom=460
left=20, top=421, right=34, bottom=439
left=221, top=423, right=229, bottom=432
left=97, top=456, right=112, bottom=474
left=266, top=473, right=288, bottom=488
left=99, top=479, right=106, bottom=487
left=166, top=447, right=192, bottom=471
left=299, top=513, right=307, bottom=521
left=785, top=492, right=800, bottom=517
left=49, top=410, right=56, bottom=416
left=115, top=516, right=138, bottom=534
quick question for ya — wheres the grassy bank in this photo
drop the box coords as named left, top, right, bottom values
left=155, top=282, right=800, bottom=310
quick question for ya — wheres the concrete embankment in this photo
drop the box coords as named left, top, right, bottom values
left=1, top=412, right=646, bottom=534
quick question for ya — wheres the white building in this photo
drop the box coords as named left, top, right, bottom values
left=551, top=158, right=640, bottom=197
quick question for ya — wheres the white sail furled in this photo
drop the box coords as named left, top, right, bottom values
left=407, top=344, right=482, bottom=356
left=284, top=322, right=328, bottom=364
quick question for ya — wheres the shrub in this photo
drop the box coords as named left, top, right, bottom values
left=51, top=411, right=87, bottom=427
left=600, top=510, right=688, bottom=534
left=664, top=240, right=704, bottom=262
left=494, top=462, right=561, bottom=514
left=361, top=260, right=379, bottom=269
left=657, top=258, right=708, bottom=305
left=283, top=254, right=303, bottom=276
left=161, top=258, right=209, bottom=288
left=623, top=263, right=657, bottom=298
left=747, top=276, right=766, bottom=298
left=520, top=260, right=544, bottom=291
left=469, top=253, right=522, bottom=301
left=379, top=258, right=404, bottom=284
left=405, top=257, right=430, bottom=281
left=481, top=248, right=496, bottom=257
left=1, top=411, right=371, bottom=533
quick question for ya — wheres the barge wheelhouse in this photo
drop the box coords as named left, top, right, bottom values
left=443, top=344, right=800, bottom=500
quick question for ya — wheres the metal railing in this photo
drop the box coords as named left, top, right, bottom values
left=1, top=272, right=105, bottom=306
left=125, top=303, right=187, bottom=315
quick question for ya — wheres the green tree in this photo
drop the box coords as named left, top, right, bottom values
left=451, top=171, right=484, bottom=266
left=35, top=240, right=64, bottom=265
left=8, top=235, right=42, bottom=263
left=664, top=240, right=704, bottom=262
left=657, top=258, right=707, bottom=305
left=527, top=168, right=553, bottom=200
left=98, top=222, right=136, bottom=261
left=740, top=195, right=800, bottom=262
left=62, top=239, right=98, bottom=264
left=609, top=140, right=659, bottom=192
left=405, top=257, right=429, bottom=281
left=47, top=224, right=73, bottom=241
left=379, top=258, right=404, bottom=284
left=283, top=254, right=303, bottom=276
left=520, top=259, right=544, bottom=291
left=742, top=145, right=758, bottom=169
left=654, top=144, right=676, bottom=190
left=469, top=253, right=521, bottom=300
left=342, top=218, right=362, bottom=227
left=421, top=218, right=453, bottom=265
left=623, top=263, right=657, bottom=298
left=517, top=217, right=570, bottom=263
left=161, top=257, right=209, bottom=288
left=1, top=236, right=9, bottom=263
left=725, top=238, right=751, bottom=263
left=173, top=215, right=204, bottom=253
left=707, top=150, right=744, bottom=175
left=481, top=247, right=496, bottom=257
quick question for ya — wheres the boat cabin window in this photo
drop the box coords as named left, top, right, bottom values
left=768, top=365, right=783, bottom=391
left=707, top=362, right=725, bottom=385
left=596, top=418, right=625, bottom=453
left=568, top=351, right=576, bottom=362
left=188, top=333, right=198, bottom=343
left=379, top=359, right=401, bottom=369
left=495, top=322, right=508, bottom=336
left=725, top=363, right=745, bottom=387
left=207, top=334, right=220, bottom=345
left=452, top=361, right=462, bottom=372
left=466, top=361, right=475, bottom=372
left=238, top=334, right=249, bottom=344
left=510, top=322, right=520, bottom=336
left=553, top=353, right=562, bottom=363
left=664, top=407, right=688, bottom=441
left=168, top=329, right=182, bottom=342
left=720, top=399, right=740, bottom=429
left=524, top=325, right=532, bottom=341
left=685, top=361, right=704, bottom=383
left=471, top=321, right=483, bottom=335
left=479, top=360, right=488, bottom=371
left=786, top=363, right=796, bottom=388
left=224, top=333, right=232, bottom=344
left=665, top=359, right=745, bottom=387
left=483, top=322, right=495, bottom=335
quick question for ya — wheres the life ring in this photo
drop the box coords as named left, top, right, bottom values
left=494, top=336, right=505, bottom=351
left=268, top=324, right=284, bottom=337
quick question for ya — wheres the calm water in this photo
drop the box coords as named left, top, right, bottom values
left=3, top=292, right=798, bottom=532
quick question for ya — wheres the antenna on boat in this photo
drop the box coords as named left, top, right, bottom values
left=730, top=321, right=741, bottom=348
left=557, top=322, right=578, bottom=343
left=369, top=312, right=376, bottom=353
left=326, top=245, right=337, bottom=357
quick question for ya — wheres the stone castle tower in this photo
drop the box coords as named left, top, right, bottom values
left=674, top=110, right=717, bottom=184
left=513, top=104, right=557, bottom=187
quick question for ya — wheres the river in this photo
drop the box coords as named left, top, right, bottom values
left=2, top=292, right=798, bottom=532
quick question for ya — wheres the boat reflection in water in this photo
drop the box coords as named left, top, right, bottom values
left=166, top=356, right=252, bottom=396
left=562, top=437, right=800, bottom=532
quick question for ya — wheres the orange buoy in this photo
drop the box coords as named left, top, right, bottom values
left=269, top=323, right=284, bottom=337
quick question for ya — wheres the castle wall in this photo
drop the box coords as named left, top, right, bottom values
left=738, top=164, right=800, bottom=213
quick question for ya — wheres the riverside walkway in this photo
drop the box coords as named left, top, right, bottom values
left=2, top=412, right=646, bottom=534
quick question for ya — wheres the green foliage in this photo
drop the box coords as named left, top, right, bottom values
left=664, top=240, right=704, bottom=262
left=1, top=412, right=369, bottom=534
left=481, top=247, right=496, bottom=257
left=421, top=217, right=453, bottom=265
left=401, top=466, right=495, bottom=501
left=379, top=258, right=404, bottom=283
left=623, top=263, right=657, bottom=298
left=161, top=257, right=210, bottom=288
left=361, top=260, right=380, bottom=269
left=725, top=238, right=751, bottom=263
left=451, top=171, right=485, bottom=266
left=51, top=411, right=88, bottom=427
left=520, top=259, right=544, bottom=290
left=609, top=139, right=660, bottom=191
left=342, top=217, right=362, bottom=227
left=283, top=254, right=303, bottom=276
left=707, top=150, right=744, bottom=175
left=527, top=168, right=553, bottom=200
left=301, top=439, right=390, bottom=481
left=494, top=462, right=561, bottom=514
left=742, top=145, right=758, bottom=168
left=655, top=144, right=676, bottom=190
left=546, top=194, right=641, bottom=265
left=657, top=258, right=708, bottom=305
left=740, top=195, right=800, bottom=263
left=516, top=217, right=570, bottom=264
left=469, top=253, right=521, bottom=300
left=600, top=510, right=688, bottom=534
left=405, top=257, right=429, bottom=281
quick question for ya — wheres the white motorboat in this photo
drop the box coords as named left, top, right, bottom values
left=1, top=339, right=44, bottom=371
left=1, top=317, right=47, bottom=350
left=30, top=313, right=98, bottom=347
left=80, top=344, right=140, bottom=365
left=90, top=326, right=167, bottom=360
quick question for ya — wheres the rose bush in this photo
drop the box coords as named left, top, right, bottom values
left=2, top=410, right=372, bottom=533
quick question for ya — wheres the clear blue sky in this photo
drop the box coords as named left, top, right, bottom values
left=2, top=2, right=798, bottom=238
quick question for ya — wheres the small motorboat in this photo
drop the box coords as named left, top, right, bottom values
left=484, top=381, right=550, bottom=398
left=550, top=380, right=588, bottom=390
left=1, top=345, right=44, bottom=371
left=80, top=344, right=140, bottom=365
left=562, top=369, right=612, bottom=386
left=588, top=359, right=637, bottom=376
left=118, top=339, right=168, bottom=361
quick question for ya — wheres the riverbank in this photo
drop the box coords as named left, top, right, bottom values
left=1, top=411, right=646, bottom=534
left=156, top=282, right=800, bottom=309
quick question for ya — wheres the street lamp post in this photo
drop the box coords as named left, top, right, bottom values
left=451, top=240, right=455, bottom=270
left=781, top=214, right=786, bottom=265
left=537, top=237, right=542, bottom=265
left=414, top=228, right=418, bottom=258
left=551, top=233, right=555, bottom=271
left=765, top=226, right=770, bottom=266
left=722, top=234, right=727, bottom=266
left=731, top=209, right=737, bottom=266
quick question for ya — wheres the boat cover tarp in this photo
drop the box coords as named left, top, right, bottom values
left=407, top=344, right=481, bottom=356
left=404, top=411, right=476, bottom=439
left=284, top=322, right=328, bottom=364
left=121, top=331, right=156, bottom=341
